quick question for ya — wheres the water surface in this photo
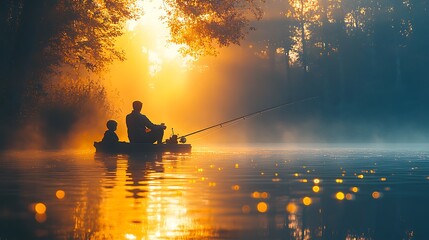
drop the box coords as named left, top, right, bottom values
left=1, top=144, right=429, bottom=239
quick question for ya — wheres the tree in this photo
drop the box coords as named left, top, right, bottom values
left=0, top=0, right=141, bottom=148
left=284, top=0, right=320, bottom=75
left=162, top=0, right=264, bottom=57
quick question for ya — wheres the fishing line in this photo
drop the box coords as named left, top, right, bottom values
left=177, top=96, right=318, bottom=142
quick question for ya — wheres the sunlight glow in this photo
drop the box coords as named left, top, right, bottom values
left=105, top=0, right=210, bottom=139
left=127, top=0, right=196, bottom=78
left=125, top=233, right=136, bottom=240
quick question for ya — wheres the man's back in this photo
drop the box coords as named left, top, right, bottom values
left=126, top=110, right=155, bottom=143
left=126, top=100, right=165, bottom=144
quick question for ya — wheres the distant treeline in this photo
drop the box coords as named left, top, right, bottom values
left=239, top=0, right=429, bottom=141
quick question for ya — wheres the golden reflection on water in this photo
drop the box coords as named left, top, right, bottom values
left=69, top=152, right=320, bottom=239
left=84, top=154, right=214, bottom=239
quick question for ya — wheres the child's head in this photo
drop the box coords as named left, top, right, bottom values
left=106, top=120, right=117, bottom=131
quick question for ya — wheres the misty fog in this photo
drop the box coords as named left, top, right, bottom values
left=105, top=0, right=429, bottom=145
left=2, top=0, right=429, bottom=148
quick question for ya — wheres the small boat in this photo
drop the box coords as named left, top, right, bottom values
left=94, top=141, right=192, bottom=154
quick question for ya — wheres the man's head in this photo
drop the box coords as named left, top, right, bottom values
left=106, top=120, right=117, bottom=131
left=132, top=101, right=143, bottom=112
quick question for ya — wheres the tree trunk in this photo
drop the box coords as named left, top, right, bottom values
left=300, top=0, right=307, bottom=78
left=284, top=49, right=290, bottom=81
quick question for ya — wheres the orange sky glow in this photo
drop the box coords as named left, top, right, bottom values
left=95, top=0, right=301, bottom=146
left=103, top=0, right=233, bottom=144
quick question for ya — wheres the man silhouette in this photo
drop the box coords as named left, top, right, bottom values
left=126, top=101, right=166, bottom=144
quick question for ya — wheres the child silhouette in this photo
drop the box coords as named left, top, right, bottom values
left=101, top=120, right=119, bottom=144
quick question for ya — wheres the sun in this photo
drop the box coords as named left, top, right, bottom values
left=127, top=0, right=196, bottom=78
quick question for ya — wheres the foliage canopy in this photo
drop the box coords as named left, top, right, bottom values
left=162, top=0, right=264, bottom=56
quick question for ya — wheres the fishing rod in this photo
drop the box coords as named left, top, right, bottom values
left=167, top=96, right=317, bottom=144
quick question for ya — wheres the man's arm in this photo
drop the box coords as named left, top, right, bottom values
left=141, top=115, right=157, bottom=129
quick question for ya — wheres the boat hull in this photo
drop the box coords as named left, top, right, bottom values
left=94, top=141, right=191, bottom=154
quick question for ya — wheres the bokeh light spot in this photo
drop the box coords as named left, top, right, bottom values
left=286, top=203, right=298, bottom=213
left=345, top=193, right=355, bottom=200
left=56, top=190, right=65, bottom=199
left=252, top=191, right=261, bottom=198
left=302, top=197, right=312, bottom=206
left=336, top=192, right=345, bottom=200
left=242, top=205, right=251, bottom=214
left=35, top=203, right=46, bottom=214
left=372, top=191, right=382, bottom=199
left=257, top=202, right=268, bottom=213
left=312, top=186, right=320, bottom=193
left=261, top=192, right=269, bottom=199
